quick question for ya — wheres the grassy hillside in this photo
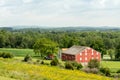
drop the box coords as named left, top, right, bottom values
left=0, top=58, right=112, bottom=80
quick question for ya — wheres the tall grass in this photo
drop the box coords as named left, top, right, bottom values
left=0, top=58, right=113, bottom=80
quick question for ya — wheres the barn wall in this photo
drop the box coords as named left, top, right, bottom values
left=75, top=48, right=101, bottom=63
left=62, top=53, right=75, bottom=61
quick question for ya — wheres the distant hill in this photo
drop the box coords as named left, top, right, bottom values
left=0, top=26, right=120, bottom=32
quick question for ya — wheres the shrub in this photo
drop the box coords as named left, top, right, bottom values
left=23, top=54, right=32, bottom=62
left=65, top=62, right=74, bottom=70
left=41, top=61, right=44, bottom=64
left=90, top=68, right=99, bottom=74
left=50, top=58, right=59, bottom=66
left=0, top=52, right=14, bottom=58
left=83, top=68, right=98, bottom=74
left=117, top=69, right=120, bottom=73
left=70, top=61, right=83, bottom=70
left=71, top=61, right=79, bottom=67
left=100, top=67, right=111, bottom=76
left=88, top=59, right=100, bottom=69
left=77, top=64, right=83, bottom=70
left=83, top=68, right=91, bottom=73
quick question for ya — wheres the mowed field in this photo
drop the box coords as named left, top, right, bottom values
left=0, top=48, right=120, bottom=73
left=101, top=61, right=120, bottom=72
left=0, top=48, right=35, bottom=57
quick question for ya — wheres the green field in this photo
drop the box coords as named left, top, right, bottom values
left=101, top=61, right=120, bottom=72
left=0, top=48, right=35, bottom=57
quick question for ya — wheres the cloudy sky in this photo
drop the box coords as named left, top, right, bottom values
left=0, top=0, right=120, bottom=27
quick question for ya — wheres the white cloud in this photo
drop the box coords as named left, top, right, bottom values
left=22, top=0, right=33, bottom=3
left=0, top=0, right=5, bottom=6
left=0, top=0, right=120, bottom=27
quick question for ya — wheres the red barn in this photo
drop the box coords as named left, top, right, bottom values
left=62, top=46, right=101, bottom=65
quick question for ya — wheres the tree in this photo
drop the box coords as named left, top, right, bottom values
left=0, top=34, right=6, bottom=48
left=115, top=43, right=120, bottom=60
left=88, top=59, right=100, bottom=69
left=107, top=49, right=115, bottom=60
left=33, top=38, right=58, bottom=59
left=90, top=39, right=106, bottom=58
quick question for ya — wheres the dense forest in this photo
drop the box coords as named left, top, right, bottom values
left=0, top=27, right=120, bottom=59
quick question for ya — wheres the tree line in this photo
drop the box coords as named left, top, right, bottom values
left=0, top=29, right=120, bottom=59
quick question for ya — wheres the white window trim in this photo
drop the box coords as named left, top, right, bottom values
left=92, top=50, right=94, bottom=55
left=96, top=52, right=99, bottom=55
left=80, top=58, right=82, bottom=61
left=85, top=57, right=87, bottom=60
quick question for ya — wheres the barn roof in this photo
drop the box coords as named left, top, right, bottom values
left=62, top=45, right=88, bottom=55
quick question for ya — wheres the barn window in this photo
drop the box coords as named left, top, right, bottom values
left=80, top=53, right=82, bottom=55
left=80, top=58, right=82, bottom=61
left=85, top=53, right=87, bottom=55
left=92, top=50, right=94, bottom=55
left=96, top=52, right=99, bottom=55
left=85, top=57, right=87, bottom=60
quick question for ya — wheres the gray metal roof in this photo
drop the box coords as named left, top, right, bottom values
left=62, top=45, right=87, bottom=55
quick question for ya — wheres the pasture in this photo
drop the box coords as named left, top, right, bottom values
left=101, top=61, right=120, bottom=72
left=0, top=48, right=35, bottom=57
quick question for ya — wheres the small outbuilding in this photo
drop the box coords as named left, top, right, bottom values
left=62, top=45, right=101, bottom=65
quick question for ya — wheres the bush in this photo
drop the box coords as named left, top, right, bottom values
left=41, top=61, right=44, bottom=64
left=0, top=52, right=14, bottom=58
left=70, top=61, right=83, bottom=70
left=83, top=68, right=99, bottom=74
left=50, top=58, right=59, bottom=66
left=23, top=54, right=32, bottom=62
left=117, top=69, right=120, bottom=73
left=88, top=59, right=100, bottom=69
left=83, top=68, right=91, bottom=73
left=90, top=68, right=99, bottom=74
left=77, top=64, right=83, bottom=70
left=100, top=67, right=111, bottom=76
left=65, top=62, right=74, bottom=70
left=71, top=61, right=79, bottom=67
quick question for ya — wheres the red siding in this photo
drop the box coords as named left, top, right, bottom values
left=75, top=48, right=101, bottom=63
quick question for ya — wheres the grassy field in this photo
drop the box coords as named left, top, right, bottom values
left=0, top=48, right=120, bottom=73
left=0, top=58, right=113, bottom=80
left=101, top=61, right=120, bottom=72
left=0, top=48, right=35, bottom=57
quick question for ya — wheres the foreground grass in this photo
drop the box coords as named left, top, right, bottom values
left=0, top=76, right=16, bottom=80
left=0, top=58, right=112, bottom=80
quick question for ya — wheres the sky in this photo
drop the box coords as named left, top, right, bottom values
left=0, top=0, right=120, bottom=27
